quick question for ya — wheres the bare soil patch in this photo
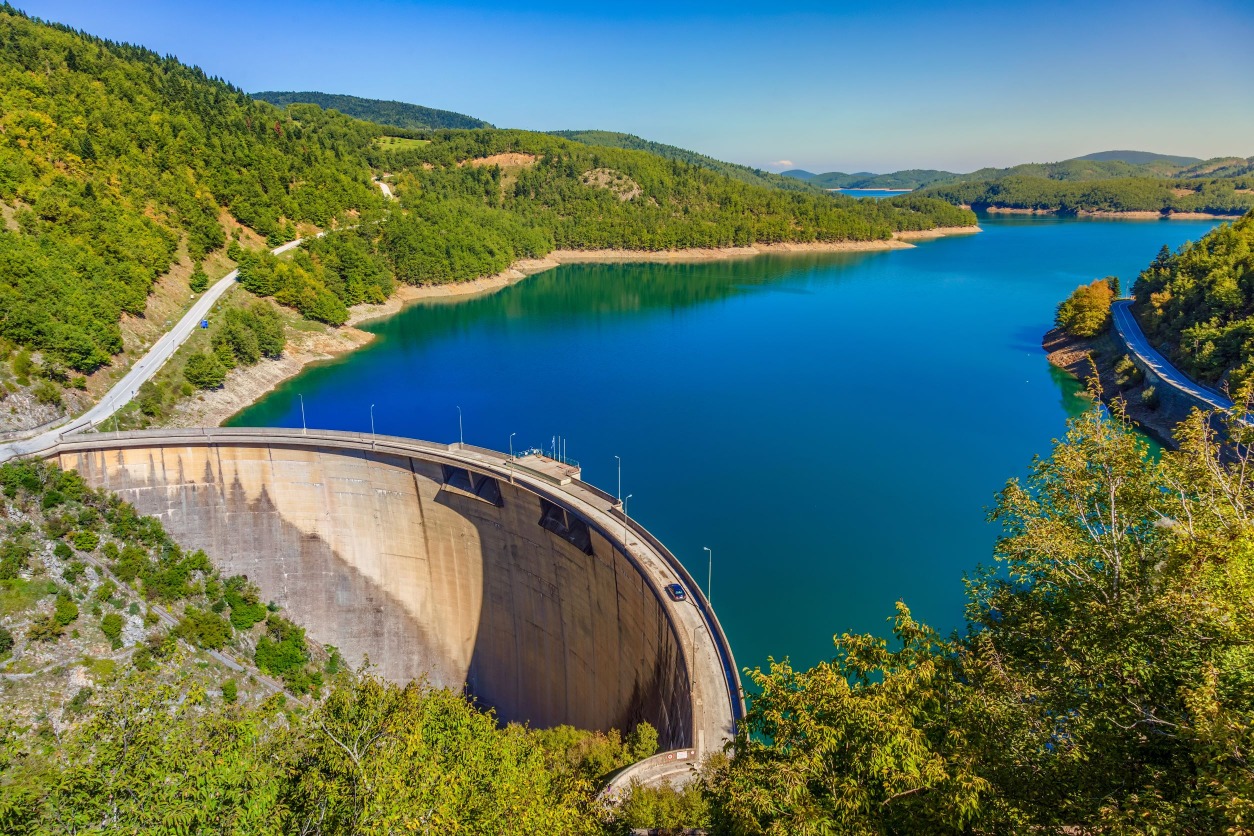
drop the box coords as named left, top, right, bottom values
left=461, top=152, right=537, bottom=169
left=582, top=168, right=642, bottom=201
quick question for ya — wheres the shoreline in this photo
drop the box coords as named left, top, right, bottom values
left=346, top=227, right=982, bottom=325
left=982, top=206, right=1241, bottom=220
left=169, top=227, right=982, bottom=428
left=1043, top=326, right=1189, bottom=449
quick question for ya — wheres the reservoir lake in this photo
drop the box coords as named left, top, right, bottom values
left=229, top=215, right=1223, bottom=674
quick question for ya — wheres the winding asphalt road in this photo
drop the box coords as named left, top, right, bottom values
left=1110, top=300, right=1234, bottom=412
left=0, top=238, right=308, bottom=464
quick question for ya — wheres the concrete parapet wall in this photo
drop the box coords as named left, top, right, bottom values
left=55, top=434, right=696, bottom=748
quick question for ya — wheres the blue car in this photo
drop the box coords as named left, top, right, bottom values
left=664, top=583, right=686, bottom=602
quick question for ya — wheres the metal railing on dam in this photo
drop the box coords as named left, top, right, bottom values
left=32, top=426, right=743, bottom=783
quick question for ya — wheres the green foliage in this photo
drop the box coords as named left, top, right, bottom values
left=253, top=90, right=492, bottom=130
left=223, top=575, right=267, bottom=631
left=69, top=529, right=98, bottom=552
left=65, top=686, right=93, bottom=714
left=552, top=130, right=821, bottom=193
left=188, top=263, right=209, bottom=293
left=616, top=780, right=711, bottom=833
left=0, top=8, right=381, bottom=371
left=280, top=676, right=599, bottom=835
left=0, top=535, right=33, bottom=579
left=1113, top=353, right=1143, bottom=388
left=236, top=249, right=350, bottom=324
left=1131, top=212, right=1254, bottom=387
left=253, top=614, right=315, bottom=692
left=30, top=379, right=61, bottom=407
left=532, top=723, right=657, bottom=784
left=1055, top=277, right=1115, bottom=337
left=0, top=624, right=11, bottom=656
left=53, top=591, right=78, bottom=627
left=183, top=351, right=226, bottom=389
left=60, top=559, right=84, bottom=584
left=922, top=174, right=1254, bottom=216
left=99, top=611, right=123, bottom=649
left=210, top=302, right=285, bottom=368
left=221, top=678, right=238, bottom=704
left=173, top=605, right=231, bottom=650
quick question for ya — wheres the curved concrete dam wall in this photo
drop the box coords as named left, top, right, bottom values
left=46, top=429, right=740, bottom=756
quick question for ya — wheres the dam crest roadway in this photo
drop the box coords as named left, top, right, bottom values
left=33, top=427, right=742, bottom=790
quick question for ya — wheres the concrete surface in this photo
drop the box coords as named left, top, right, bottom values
left=40, top=428, right=742, bottom=775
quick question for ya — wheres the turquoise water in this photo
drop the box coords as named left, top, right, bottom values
left=836, top=188, right=912, bottom=198
left=229, top=215, right=1223, bottom=673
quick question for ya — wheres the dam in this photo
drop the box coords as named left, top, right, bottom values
left=38, top=428, right=741, bottom=775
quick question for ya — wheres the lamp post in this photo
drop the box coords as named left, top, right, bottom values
left=704, top=547, right=713, bottom=604
left=614, top=455, right=621, bottom=503
left=298, top=393, right=306, bottom=435
left=456, top=406, right=464, bottom=446
left=370, top=403, right=375, bottom=439
left=509, top=432, right=517, bottom=484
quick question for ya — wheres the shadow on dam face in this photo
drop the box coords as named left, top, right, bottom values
left=56, top=435, right=696, bottom=749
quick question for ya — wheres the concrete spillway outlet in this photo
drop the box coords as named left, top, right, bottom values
left=55, top=434, right=701, bottom=750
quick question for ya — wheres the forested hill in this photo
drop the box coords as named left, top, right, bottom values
left=0, top=5, right=384, bottom=374
left=783, top=151, right=1254, bottom=192
left=549, top=130, right=817, bottom=192
left=253, top=90, right=492, bottom=130
left=0, top=4, right=972, bottom=393
left=1131, top=210, right=1254, bottom=389
left=1072, top=149, right=1201, bottom=166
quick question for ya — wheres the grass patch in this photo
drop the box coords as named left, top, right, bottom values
left=85, top=657, right=118, bottom=681
left=374, top=136, right=430, bottom=151
left=0, top=578, right=48, bottom=616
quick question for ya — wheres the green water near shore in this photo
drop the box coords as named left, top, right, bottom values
left=230, top=215, right=1222, bottom=673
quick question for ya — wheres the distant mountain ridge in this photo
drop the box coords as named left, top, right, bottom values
left=1072, top=150, right=1201, bottom=166
left=780, top=150, right=1253, bottom=191
left=253, top=91, right=492, bottom=130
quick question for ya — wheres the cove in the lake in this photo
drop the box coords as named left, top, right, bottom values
left=229, top=215, right=1224, bottom=673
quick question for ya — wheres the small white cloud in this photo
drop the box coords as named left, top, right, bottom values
left=770, top=160, right=794, bottom=167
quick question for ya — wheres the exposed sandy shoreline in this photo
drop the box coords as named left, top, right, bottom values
left=174, top=227, right=981, bottom=427
left=983, top=206, right=1241, bottom=220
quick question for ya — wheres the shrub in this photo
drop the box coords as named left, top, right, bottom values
left=71, top=530, right=99, bottom=552
left=0, top=625, right=13, bottom=656
left=224, top=576, right=267, bottom=630
left=184, top=352, right=227, bottom=389
left=0, top=537, right=33, bottom=579
left=254, top=614, right=312, bottom=691
left=100, top=612, right=124, bottom=649
left=1113, top=354, right=1143, bottom=389
left=189, top=263, right=209, bottom=293
left=173, top=606, right=231, bottom=650
left=53, top=541, right=72, bottom=560
left=1056, top=278, right=1115, bottom=337
left=54, top=592, right=79, bottom=627
left=32, top=379, right=62, bottom=407
left=28, top=612, right=63, bottom=642
left=1141, top=385, right=1160, bottom=410
left=221, top=678, right=238, bottom=704
left=66, top=687, right=93, bottom=714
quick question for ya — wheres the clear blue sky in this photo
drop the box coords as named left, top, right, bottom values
left=17, top=0, right=1254, bottom=173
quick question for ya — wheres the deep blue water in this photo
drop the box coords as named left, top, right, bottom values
left=229, top=215, right=1223, bottom=673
